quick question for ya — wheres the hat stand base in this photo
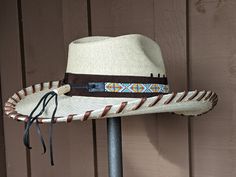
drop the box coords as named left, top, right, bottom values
left=107, top=117, right=123, bottom=177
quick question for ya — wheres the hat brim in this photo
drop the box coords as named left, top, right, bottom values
left=4, top=81, right=218, bottom=123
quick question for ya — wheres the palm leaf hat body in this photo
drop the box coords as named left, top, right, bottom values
left=4, top=34, right=218, bottom=165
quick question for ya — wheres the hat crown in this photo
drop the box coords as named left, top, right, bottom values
left=66, top=34, right=166, bottom=77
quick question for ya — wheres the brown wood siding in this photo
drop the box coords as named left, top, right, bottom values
left=189, top=0, right=236, bottom=177
left=0, top=0, right=234, bottom=177
left=0, top=71, right=6, bottom=177
left=0, top=0, right=29, bottom=176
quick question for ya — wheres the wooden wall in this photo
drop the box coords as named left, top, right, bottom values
left=190, top=1, right=236, bottom=177
left=0, top=0, right=235, bottom=177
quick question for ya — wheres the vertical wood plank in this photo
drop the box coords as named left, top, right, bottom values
left=21, top=0, right=95, bottom=177
left=155, top=0, right=187, bottom=92
left=0, top=74, right=7, bottom=177
left=0, top=0, right=28, bottom=176
left=90, top=0, right=189, bottom=177
left=189, top=1, right=236, bottom=177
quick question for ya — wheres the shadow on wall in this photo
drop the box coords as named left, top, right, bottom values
left=122, top=113, right=189, bottom=177
left=146, top=114, right=189, bottom=176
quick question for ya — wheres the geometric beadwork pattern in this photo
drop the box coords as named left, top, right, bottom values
left=105, top=82, right=169, bottom=93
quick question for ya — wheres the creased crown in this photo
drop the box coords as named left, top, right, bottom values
left=66, top=34, right=166, bottom=77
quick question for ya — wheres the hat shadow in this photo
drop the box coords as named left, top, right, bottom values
left=122, top=113, right=188, bottom=176
left=146, top=113, right=189, bottom=170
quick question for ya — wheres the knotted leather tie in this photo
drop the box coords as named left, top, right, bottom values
left=23, top=90, right=58, bottom=166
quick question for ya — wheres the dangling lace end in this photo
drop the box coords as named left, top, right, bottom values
left=35, top=121, right=47, bottom=155
left=22, top=90, right=58, bottom=162
left=22, top=84, right=70, bottom=166
left=49, top=92, right=58, bottom=166
left=23, top=131, right=32, bottom=150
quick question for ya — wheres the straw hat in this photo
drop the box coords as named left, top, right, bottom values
left=4, top=34, right=218, bottom=165
left=4, top=34, right=218, bottom=123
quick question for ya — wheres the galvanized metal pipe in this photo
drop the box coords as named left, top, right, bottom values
left=107, top=117, right=123, bottom=177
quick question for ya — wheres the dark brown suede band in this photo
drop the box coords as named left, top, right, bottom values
left=63, top=73, right=168, bottom=98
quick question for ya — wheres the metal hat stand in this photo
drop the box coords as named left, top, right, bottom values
left=107, top=117, right=123, bottom=177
